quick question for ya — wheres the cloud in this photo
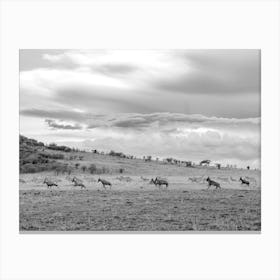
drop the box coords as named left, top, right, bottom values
left=92, top=64, right=139, bottom=76
left=20, top=50, right=261, bottom=118
left=20, top=109, right=260, bottom=133
left=45, top=119, right=82, bottom=130
left=20, top=108, right=88, bottom=122
left=67, top=129, right=260, bottom=166
left=155, top=50, right=260, bottom=95
left=53, top=85, right=158, bottom=114
left=19, top=50, right=261, bottom=167
left=101, top=112, right=260, bottom=134
left=43, top=51, right=141, bottom=76
left=20, top=110, right=260, bottom=168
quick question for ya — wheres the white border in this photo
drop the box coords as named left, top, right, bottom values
left=1, top=1, right=280, bottom=279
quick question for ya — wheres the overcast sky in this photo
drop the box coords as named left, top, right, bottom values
left=20, top=49, right=261, bottom=168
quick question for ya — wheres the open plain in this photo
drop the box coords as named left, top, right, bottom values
left=19, top=152, right=261, bottom=232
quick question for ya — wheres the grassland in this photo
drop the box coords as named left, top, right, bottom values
left=20, top=188, right=260, bottom=231
left=19, top=150, right=261, bottom=232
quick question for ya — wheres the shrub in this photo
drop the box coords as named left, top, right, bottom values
left=97, top=166, right=110, bottom=174
left=109, top=150, right=126, bottom=158
left=100, top=166, right=107, bottom=174
left=81, top=166, right=87, bottom=172
left=87, top=164, right=109, bottom=174
left=88, top=164, right=97, bottom=174
left=20, top=163, right=38, bottom=173
left=51, top=163, right=63, bottom=175
left=38, top=152, right=64, bottom=160
left=48, top=143, right=71, bottom=152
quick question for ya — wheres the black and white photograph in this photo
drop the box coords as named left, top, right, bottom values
left=19, top=49, right=261, bottom=232
left=2, top=0, right=280, bottom=279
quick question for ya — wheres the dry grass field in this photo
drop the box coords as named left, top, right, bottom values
left=19, top=152, right=261, bottom=232
left=20, top=188, right=260, bottom=231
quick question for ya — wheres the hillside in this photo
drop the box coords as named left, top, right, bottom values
left=19, top=135, right=258, bottom=179
left=19, top=136, right=261, bottom=232
left=20, top=135, right=195, bottom=175
left=20, top=135, right=76, bottom=173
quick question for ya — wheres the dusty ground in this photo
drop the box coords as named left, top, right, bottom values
left=19, top=165, right=261, bottom=232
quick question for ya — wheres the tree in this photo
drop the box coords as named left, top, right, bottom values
left=199, top=160, right=211, bottom=166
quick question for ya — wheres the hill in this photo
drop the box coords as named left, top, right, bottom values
left=19, top=136, right=261, bottom=231
left=19, top=135, right=201, bottom=175
left=20, top=135, right=75, bottom=173
left=19, top=135, right=258, bottom=177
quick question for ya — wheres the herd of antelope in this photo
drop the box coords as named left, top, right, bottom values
left=42, top=174, right=254, bottom=190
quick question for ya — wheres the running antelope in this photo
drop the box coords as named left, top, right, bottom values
left=239, top=177, right=250, bottom=186
left=150, top=177, right=169, bottom=188
left=72, top=176, right=86, bottom=189
left=206, top=177, right=221, bottom=190
left=43, top=178, right=58, bottom=188
left=98, top=178, right=112, bottom=189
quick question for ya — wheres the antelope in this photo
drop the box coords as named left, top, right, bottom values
left=206, top=177, right=221, bottom=189
left=98, top=178, right=112, bottom=189
left=150, top=177, right=168, bottom=188
left=239, top=177, right=250, bottom=186
left=72, top=176, right=86, bottom=189
left=43, top=178, right=58, bottom=188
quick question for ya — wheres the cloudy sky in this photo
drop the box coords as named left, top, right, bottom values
left=20, top=49, right=261, bottom=168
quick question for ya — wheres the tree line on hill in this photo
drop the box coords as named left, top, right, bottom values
left=20, top=135, right=239, bottom=174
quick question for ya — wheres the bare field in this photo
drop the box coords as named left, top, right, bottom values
left=19, top=165, right=261, bottom=232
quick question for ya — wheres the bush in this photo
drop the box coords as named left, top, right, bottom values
left=88, top=164, right=97, bottom=174
left=56, top=164, right=72, bottom=175
left=81, top=166, right=87, bottom=172
left=109, top=150, right=126, bottom=158
left=87, top=164, right=109, bottom=174
left=100, top=166, right=108, bottom=174
left=47, top=143, right=72, bottom=152
left=50, top=154, right=64, bottom=160
left=38, top=152, right=64, bottom=160
left=20, top=163, right=38, bottom=173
